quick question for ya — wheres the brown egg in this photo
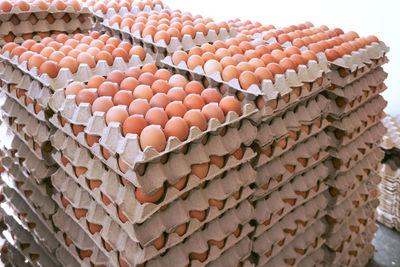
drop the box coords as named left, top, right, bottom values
left=59, top=56, right=78, bottom=73
left=185, top=81, right=204, bottom=95
left=128, top=98, right=151, bottom=116
left=202, top=103, right=225, bottom=123
left=200, top=88, right=221, bottom=104
left=165, top=101, right=187, bottom=118
left=164, top=117, right=189, bottom=141
left=184, top=94, right=205, bottom=110
left=154, top=69, right=172, bottom=80
left=188, top=47, right=204, bottom=57
left=152, top=233, right=165, bottom=250
left=138, top=73, right=156, bottom=86
left=267, top=63, right=284, bottom=75
left=98, top=82, right=119, bottom=97
left=254, top=67, right=273, bottom=83
left=290, top=54, right=307, bottom=66
left=145, top=107, right=168, bottom=127
left=47, top=51, right=64, bottom=63
left=279, top=58, right=297, bottom=72
left=134, top=85, right=153, bottom=101
left=77, top=52, right=96, bottom=68
left=149, top=93, right=170, bottom=109
left=221, top=65, right=239, bottom=82
left=92, top=96, right=114, bottom=113
left=169, top=74, right=187, bottom=88
left=123, top=115, right=148, bottom=136
left=151, top=79, right=170, bottom=94
left=174, top=223, right=187, bottom=236
left=167, top=87, right=187, bottom=101
left=139, top=125, right=166, bottom=152
left=172, top=51, right=188, bottom=65
left=125, top=67, right=142, bottom=79
left=21, top=39, right=36, bottom=50
left=107, top=70, right=126, bottom=84
left=39, top=61, right=59, bottom=78
left=301, top=50, right=317, bottom=62
left=96, top=51, right=113, bottom=65
left=325, top=48, right=341, bottom=61
left=189, top=251, right=208, bottom=262
left=88, top=75, right=106, bottom=89
left=219, top=96, right=242, bottom=116
left=27, top=54, right=46, bottom=70
left=114, top=90, right=134, bottom=106
left=184, top=110, right=207, bottom=131
left=76, top=89, right=98, bottom=105
left=220, top=57, right=237, bottom=68
left=187, top=55, right=205, bottom=70
left=65, top=82, right=85, bottom=95
left=236, top=62, right=255, bottom=73
left=233, top=147, right=244, bottom=160
left=204, top=59, right=223, bottom=75
left=238, top=71, right=258, bottom=90
left=106, top=106, right=128, bottom=125
left=135, top=186, right=165, bottom=204
left=189, top=209, right=207, bottom=222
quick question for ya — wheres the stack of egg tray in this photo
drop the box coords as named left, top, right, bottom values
left=321, top=50, right=388, bottom=266
left=0, top=0, right=93, bottom=45
left=377, top=115, right=400, bottom=231
left=0, top=4, right=392, bottom=267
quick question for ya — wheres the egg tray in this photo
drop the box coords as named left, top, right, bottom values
left=206, top=237, right=252, bottom=267
left=89, top=3, right=166, bottom=21
left=296, top=248, right=325, bottom=267
left=381, top=114, right=400, bottom=149
left=51, top=190, right=254, bottom=267
left=252, top=176, right=329, bottom=238
left=0, top=15, right=93, bottom=37
left=0, top=126, right=56, bottom=182
left=0, top=4, right=92, bottom=19
left=255, top=219, right=326, bottom=267
left=0, top=49, right=155, bottom=92
left=0, top=238, right=32, bottom=267
left=0, top=212, right=61, bottom=267
left=351, top=243, right=376, bottom=267
left=51, top=160, right=256, bottom=247
left=101, top=18, right=236, bottom=56
left=142, top=202, right=254, bottom=267
left=160, top=53, right=330, bottom=107
left=328, top=55, right=388, bottom=89
left=253, top=93, right=330, bottom=149
left=0, top=186, right=87, bottom=267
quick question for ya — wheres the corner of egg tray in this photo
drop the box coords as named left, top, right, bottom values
left=0, top=16, right=93, bottom=38
left=101, top=18, right=236, bottom=55
left=90, top=3, right=168, bottom=21
left=51, top=150, right=256, bottom=245
left=161, top=52, right=330, bottom=100
left=0, top=239, right=32, bottom=267
left=0, top=49, right=155, bottom=91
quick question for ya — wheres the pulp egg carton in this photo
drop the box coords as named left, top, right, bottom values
left=0, top=213, right=61, bottom=267
left=352, top=243, right=375, bottom=267
left=51, top=162, right=256, bottom=247
left=207, top=237, right=253, bottom=267
left=0, top=239, right=32, bottom=267
left=0, top=187, right=82, bottom=267
left=256, top=220, right=326, bottom=267
left=143, top=202, right=254, bottom=267
left=0, top=15, right=93, bottom=38
left=381, top=114, right=400, bottom=149
left=0, top=127, right=56, bottom=181
left=52, top=208, right=113, bottom=267
left=252, top=152, right=330, bottom=201
left=253, top=180, right=328, bottom=238
left=256, top=128, right=331, bottom=168
left=1, top=52, right=154, bottom=93
left=102, top=18, right=236, bottom=56
left=50, top=88, right=256, bottom=167
left=296, top=247, right=325, bottom=267
left=89, top=2, right=167, bottom=21
left=0, top=81, right=48, bottom=123
left=161, top=53, right=330, bottom=111
left=50, top=110, right=257, bottom=195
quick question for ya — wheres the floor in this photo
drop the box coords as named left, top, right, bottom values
left=367, top=222, right=400, bottom=267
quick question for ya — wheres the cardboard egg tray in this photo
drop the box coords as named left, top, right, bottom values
left=206, top=237, right=252, bottom=267
left=50, top=161, right=255, bottom=246
left=381, top=114, right=400, bottom=149
left=101, top=19, right=236, bottom=56
left=0, top=237, right=32, bottom=267
left=296, top=248, right=325, bottom=267
left=256, top=219, right=326, bottom=267
left=0, top=49, right=155, bottom=92
left=50, top=124, right=257, bottom=217
left=0, top=2, right=92, bottom=18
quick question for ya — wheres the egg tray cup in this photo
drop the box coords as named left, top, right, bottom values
left=255, top=219, right=326, bottom=267
left=51, top=187, right=255, bottom=267
left=51, top=157, right=256, bottom=247
left=0, top=15, right=93, bottom=38
left=253, top=92, right=330, bottom=149
left=1, top=49, right=155, bottom=92
left=0, top=95, right=55, bottom=162
left=101, top=18, right=236, bottom=56
left=50, top=121, right=257, bottom=220
left=0, top=185, right=88, bottom=267
left=207, top=237, right=253, bottom=267
left=295, top=246, right=325, bottom=267
left=142, top=203, right=254, bottom=267
left=161, top=53, right=330, bottom=118
left=252, top=173, right=329, bottom=239
left=0, top=122, right=56, bottom=181
left=0, top=208, right=61, bottom=267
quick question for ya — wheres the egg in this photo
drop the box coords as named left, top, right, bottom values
left=10, top=46, right=27, bottom=58
left=254, top=67, right=273, bottom=83
left=152, top=233, right=165, bottom=250
left=165, top=101, right=187, bottom=118
left=76, top=89, right=98, bottom=105
left=59, top=56, right=78, bottom=73
left=174, top=223, right=187, bottom=236
left=233, top=147, right=244, bottom=160
left=133, top=85, right=153, bottom=101
left=184, top=110, right=207, bottom=131
left=27, top=54, right=46, bottom=70
left=267, top=63, right=284, bottom=76
left=184, top=94, right=205, bottom=110
left=169, top=74, right=188, bottom=88
left=145, top=107, right=168, bottom=127
left=92, top=96, right=114, bottom=113
left=16, top=0, right=30, bottom=11
left=138, top=73, right=156, bottom=86
left=301, top=50, right=317, bottom=62
left=108, top=70, right=127, bottom=84
left=191, top=163, right=209, bottom=179
left=113, top=90, right=134, bottom=106
left=325, top=48, right=341, bottom=61
left=123, top=115, right=148, bottom=136
left=219, top=96, right=242, bottom=116
left=150, top=79, right=170, bottom=94
left=139, top=125, right=166, bottom=152
left=184, top=81, right=204, bottom=95
left=164, top=117, right=189, bottom=141
left=154, top=69, right=172, bottom=81
left=279, top=58, right=297, bottom=72
left=39, top=61, right=60, bottom=78
left=106, top=106, right=128, bottom=125
left=204, top=59, right=223, bottom=75
left=185, top=55, right=204, bottom=70
left=201, top=88, right=222, bottom=104
left=135, top=186, right=165, bottom=204
left=77, top=52, right=96, bottom=68
left=0, top=0, right=12, bottom=12
left=128, top=98, right=151, bottom=116
left=87, top=75, right=106, bottom=89
left=189, top=250, right=208, bottom=262
left=98, top=82, right=119, bottom=97
left=96, top=51, right=113, bottom=65
left=238, top=71, right=258, bottom=90
left=150, top=93, right=170, bottom=109
left=125, top=67, right=142, bottom=79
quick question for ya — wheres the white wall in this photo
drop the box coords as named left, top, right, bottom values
left=166, top=0, right=400, bottom=115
